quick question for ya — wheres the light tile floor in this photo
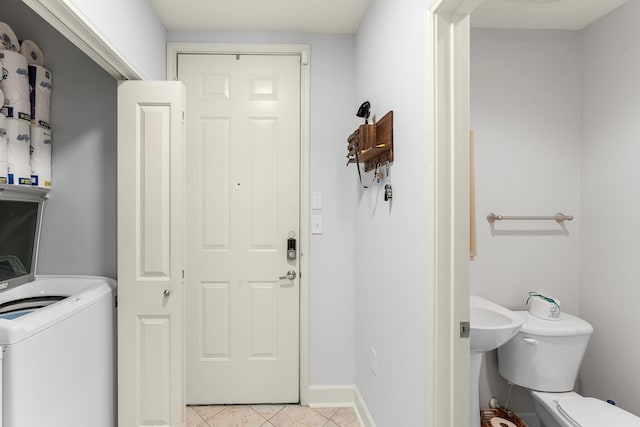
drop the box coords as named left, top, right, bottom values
left=183, top=404, right=361, bottom=427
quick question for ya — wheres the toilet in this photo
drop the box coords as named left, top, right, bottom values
left=497, top=311, right=640, bottom=427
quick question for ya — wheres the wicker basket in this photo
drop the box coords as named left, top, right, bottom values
left=480, top=408, right=528, bottom=427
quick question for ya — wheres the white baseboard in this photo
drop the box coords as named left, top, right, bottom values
left=308, top=385, right=376, bottom=427
left=352, top=387, right=376, bottom=427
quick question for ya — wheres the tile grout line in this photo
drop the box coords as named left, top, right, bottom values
left=250, top=404, right=278, bottom=422
left=188, top=404, right=357, bottom=427
left=249, top=405, right=268, bottom=422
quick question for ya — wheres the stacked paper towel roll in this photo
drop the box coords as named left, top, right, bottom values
left=0, top=22, right=19, bottom=52
left=0, top=55, right=5, bottom=184
left=6, top=117, right=31, bottom=185
left=26, top=38, right=52, bottom=188
left=23, top=37, right=52, bottom=187
left=0, top=84, right=5, bottom=112
left=0, top=22, right=52, bottom=188
left=0, top=113, right=7, bottom=184
left=29, top=64, right=52, bottom=129
left=30, top=125, right=51, bottom=188
left=0, top=49, right=30, bottom=121
left=21, top=40, right=45, bottom=67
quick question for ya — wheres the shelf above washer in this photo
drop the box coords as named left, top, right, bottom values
left=0, top=184, right=50, bottom=200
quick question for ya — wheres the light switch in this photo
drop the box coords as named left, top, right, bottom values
left=312, top=192, right=322, bottom=210
left=311, top=215, right=323, bottom=234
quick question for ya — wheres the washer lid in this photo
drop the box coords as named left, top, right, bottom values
left=557, top=397, right=640, bottom=426
left=516, top=311, right=593, bottom=337
left=0, top=188, right=47, bottom=292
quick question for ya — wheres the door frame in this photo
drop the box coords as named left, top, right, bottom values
left=167, top=42, right=312, bottom=405
left=427, top=0, right=481, bottom=425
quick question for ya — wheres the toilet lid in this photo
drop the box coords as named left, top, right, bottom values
left=556, top=397, right=640, bottom=426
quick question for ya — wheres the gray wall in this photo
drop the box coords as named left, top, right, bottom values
left=580, top=0, right=640, bottom=415
left=6, top=0, right=117, bottom=278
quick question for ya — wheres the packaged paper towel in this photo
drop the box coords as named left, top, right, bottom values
left=0, top=114, right=7, bottom=184
left=0, top=112, right=6, bottom=138
left=0, top=49, right=30, bottom=121
left=28, top=65, right=52, bottom=128
left=21, top=40, right=45, bottom=67
left=30, top=125, right=51, bottom=188
left=0, top=22, right=19, bottom=52
left=6, top=117, right=31, bottom=185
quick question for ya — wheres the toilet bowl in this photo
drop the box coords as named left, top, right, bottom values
left=497, top=311, right=640, bottom=427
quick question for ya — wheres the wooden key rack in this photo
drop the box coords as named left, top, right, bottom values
left=347, top=111, right=394, bottom=172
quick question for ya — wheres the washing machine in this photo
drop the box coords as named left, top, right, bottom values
left=0, top=186, right=115, bottom=427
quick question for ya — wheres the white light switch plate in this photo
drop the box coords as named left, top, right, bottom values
left=312, top=192, right=322, bottom=210
left=311, top=215, right=323, bottom=234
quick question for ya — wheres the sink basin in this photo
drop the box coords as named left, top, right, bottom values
left=470, top=296, right=523, bottom=352
left=469, top=296, right=523, bottom=427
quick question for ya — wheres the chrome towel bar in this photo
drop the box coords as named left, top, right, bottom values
left=487, top=213, right=574, bottom=223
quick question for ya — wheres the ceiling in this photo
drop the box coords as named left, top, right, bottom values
left=472, top=0, right=628, bottom=30
left=150, top=0, right=628, bottom=34
left=150, top=0, right=370, bottom=34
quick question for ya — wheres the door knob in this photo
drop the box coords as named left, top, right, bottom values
left=164, top=289, right=171, bottom=297
left=279, top=270, right=297, bottom=280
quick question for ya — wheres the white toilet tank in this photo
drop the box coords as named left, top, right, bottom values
left=498, top=311, right=593, bottom=392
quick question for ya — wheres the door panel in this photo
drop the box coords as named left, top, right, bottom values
left=201, top=118, right=231, bottom=249
left=179, top=54, right=301, bottom=404
left=201, top=282, right=231, bottom=359
left=117, top=81, right=185, bottom=427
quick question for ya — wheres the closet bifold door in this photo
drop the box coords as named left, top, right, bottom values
left=117, top=81, right=185, bottom=427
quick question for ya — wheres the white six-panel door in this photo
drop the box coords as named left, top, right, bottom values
left=117, top=81, right=185, bottom=427
left=179, top=54, right=301, bottom=404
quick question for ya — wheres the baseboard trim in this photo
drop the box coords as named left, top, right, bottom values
left=353, top=387, right=376, bottom=427
left=308, top=385, right=376, bottom=427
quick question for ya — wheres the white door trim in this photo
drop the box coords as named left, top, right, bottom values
left=427, top=1, right=481, bottom=426
left=168, top=42, right=311, bottom=405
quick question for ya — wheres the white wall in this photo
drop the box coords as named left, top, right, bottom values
left=168, top=31, right=359, bottom=386
left=5, top=0, right=117, bottom=278
left=470, top=28, right=582, bottom=412
left=470, top=29, right=582, bottom=313
left=353, top=0, right=430, bottom=424
left=580, top=1, right=640, bottom=415
left=65, top=0, right=166, bottom=79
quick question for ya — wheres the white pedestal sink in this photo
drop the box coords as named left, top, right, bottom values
left=469, top=296, right=523, bottom=427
